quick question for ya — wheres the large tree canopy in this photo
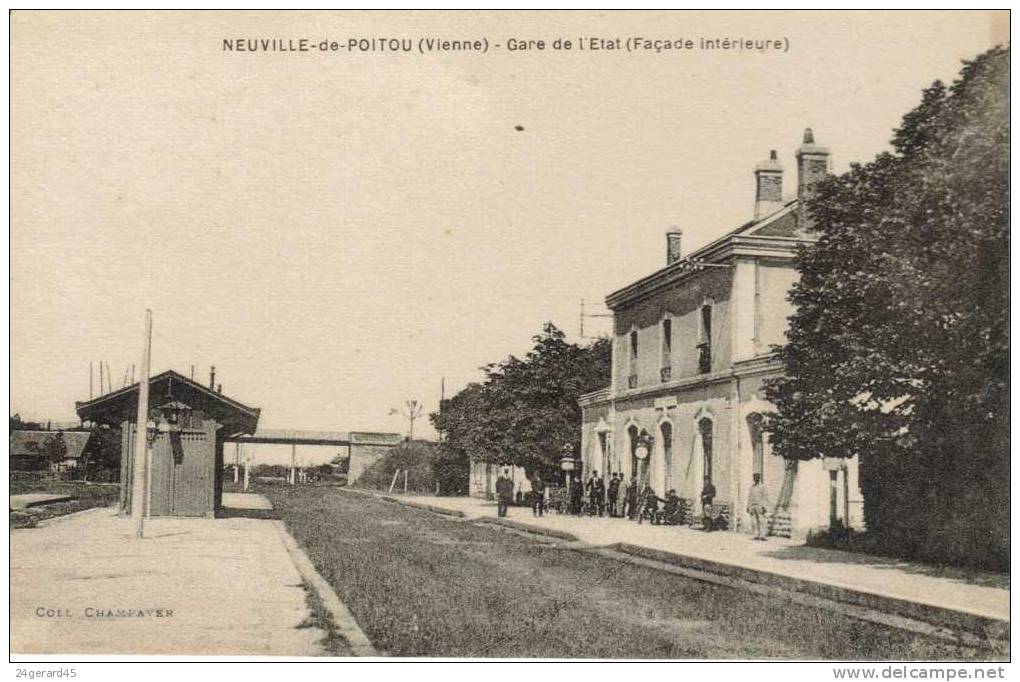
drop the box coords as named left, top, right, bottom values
left=765, top=47, right=1008, bottom=568
left=431, top=323, right=610, bottom=479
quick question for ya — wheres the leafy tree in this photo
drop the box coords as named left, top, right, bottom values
left=83, top=425, right=122, bottom=481
left=9, top=414, right=44, bottom=431
left=431, top=323, right=611, bottom=481
left=254, top=463, right=290, bottom=479
left=765, top=47, right=1008, bottom=568
left=41, top=431, right=68, bottom=469
left=311, top=463, right=336, bottom=481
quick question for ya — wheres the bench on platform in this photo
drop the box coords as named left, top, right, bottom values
left=683, top=499, right=731, bottom=531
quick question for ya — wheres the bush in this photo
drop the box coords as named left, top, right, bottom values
left=9, top=471, right=49, bottom=483
left=86, top=467, right=119, bottom=483
left=354, top=441, right=468, bottom=495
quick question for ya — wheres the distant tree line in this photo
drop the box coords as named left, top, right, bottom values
left=430, top=323, right=611, bottom=482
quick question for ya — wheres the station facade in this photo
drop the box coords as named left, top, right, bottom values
left=579, top=131, right=863, bottom=536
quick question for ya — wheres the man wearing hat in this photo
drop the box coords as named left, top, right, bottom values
left=495, top=467, right=514, bottom=518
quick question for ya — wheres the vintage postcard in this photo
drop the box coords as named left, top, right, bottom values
left=8, top=9, right=1010, bottom=670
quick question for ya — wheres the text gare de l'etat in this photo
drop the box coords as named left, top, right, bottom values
left=222, top=36, right=789, bottom=54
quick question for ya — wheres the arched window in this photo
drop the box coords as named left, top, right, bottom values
left=699, top=417, right=714, bottom=482
left=660, top=318, right=673, bottom=382
left=660, top=421, right=674, bottom=491
left=628, top=424, right=639, bottom=481
left=698, top=305, right=713, bottom=374
left=748, top=413, right=765, bottom=483
left=628, top=329, right=639, bottom=389
left=597, top=431, right=612, bottom=479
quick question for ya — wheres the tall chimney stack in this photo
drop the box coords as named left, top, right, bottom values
left=796, top=128, right=830, bottom=199
left=754, top=150, right=784, bottom=220
left=209, top=365, right=216, bottom=390
left=796, top=128, right=831, bottom=228
left=666, top=227, right=683, bottom=265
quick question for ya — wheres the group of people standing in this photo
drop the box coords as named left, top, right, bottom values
left=577, top=471, right=685, bottom=524
left=494, top=467, right=771, bottom=540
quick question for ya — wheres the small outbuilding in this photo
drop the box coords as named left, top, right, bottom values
left=9, top=430, right=96, bottom=472
left=75, top=370, right=260, bottom=517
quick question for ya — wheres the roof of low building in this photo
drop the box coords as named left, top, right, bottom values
left=76, top=370, right=260, bottom=435
left=606, top=199, right=811, bottom=310
left=10, top=430, right=92, bottom=460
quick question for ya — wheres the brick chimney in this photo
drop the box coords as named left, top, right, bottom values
left=796, top=128, right=830, bottom=199
left=666, top=227, right=683, bottom=265
left=209, top=365, right=216, bottom=390
left=754, top=149, right=784, bottom=220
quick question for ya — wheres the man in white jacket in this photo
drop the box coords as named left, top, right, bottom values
left=747, top=473, right=770, bottom=541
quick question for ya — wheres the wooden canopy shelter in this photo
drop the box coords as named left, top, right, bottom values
left=76, top=370, right=260, bottom=517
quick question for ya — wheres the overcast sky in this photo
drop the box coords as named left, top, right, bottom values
left=10, top=11, right=1004, bottom=441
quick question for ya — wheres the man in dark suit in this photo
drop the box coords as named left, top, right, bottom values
left=530, top=472, right=546, bottom=517
left=585, top=470, right=606, bottom=516
left=606, top=473, right=621, bottom=517
left=700, top=476, right=718, bottom=531
left=625, top=476, right=639, bottom=520
left=495, top=468, right=514, bottom=517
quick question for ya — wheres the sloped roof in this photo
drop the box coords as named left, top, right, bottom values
left=606, top=199, right=812, bottom=310
left=10, top=430, right=92, bottom=460
left=713, top=199, right=804, bottom=241
left=76, top=370, right=260, bottom=435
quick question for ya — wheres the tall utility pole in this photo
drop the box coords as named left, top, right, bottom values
left=438, top=378, right=445, bottom=443
left=390, top=400, right=424, bottom=441
left=130, top=309, right=153, bottom=539
left=243, top=450, right=252, bottom=492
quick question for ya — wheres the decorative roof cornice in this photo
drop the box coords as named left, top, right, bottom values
left=578, top=352, right=784, bottom=410
left=578, top=387, right=612, bottom=407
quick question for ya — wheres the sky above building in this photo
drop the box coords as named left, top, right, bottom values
left=10, top=11, right=1005, bottom=442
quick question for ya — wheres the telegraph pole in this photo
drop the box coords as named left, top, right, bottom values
left=130, top=309, right=152, bottom=539
left=390, top=400, right=424, bottom=442
left=438, top=378, right=445, bottom=443
left=408, top=400, right=423, bottom=441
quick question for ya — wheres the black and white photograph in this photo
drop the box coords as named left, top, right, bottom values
left=7, top=9, right=1011, bottom=671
